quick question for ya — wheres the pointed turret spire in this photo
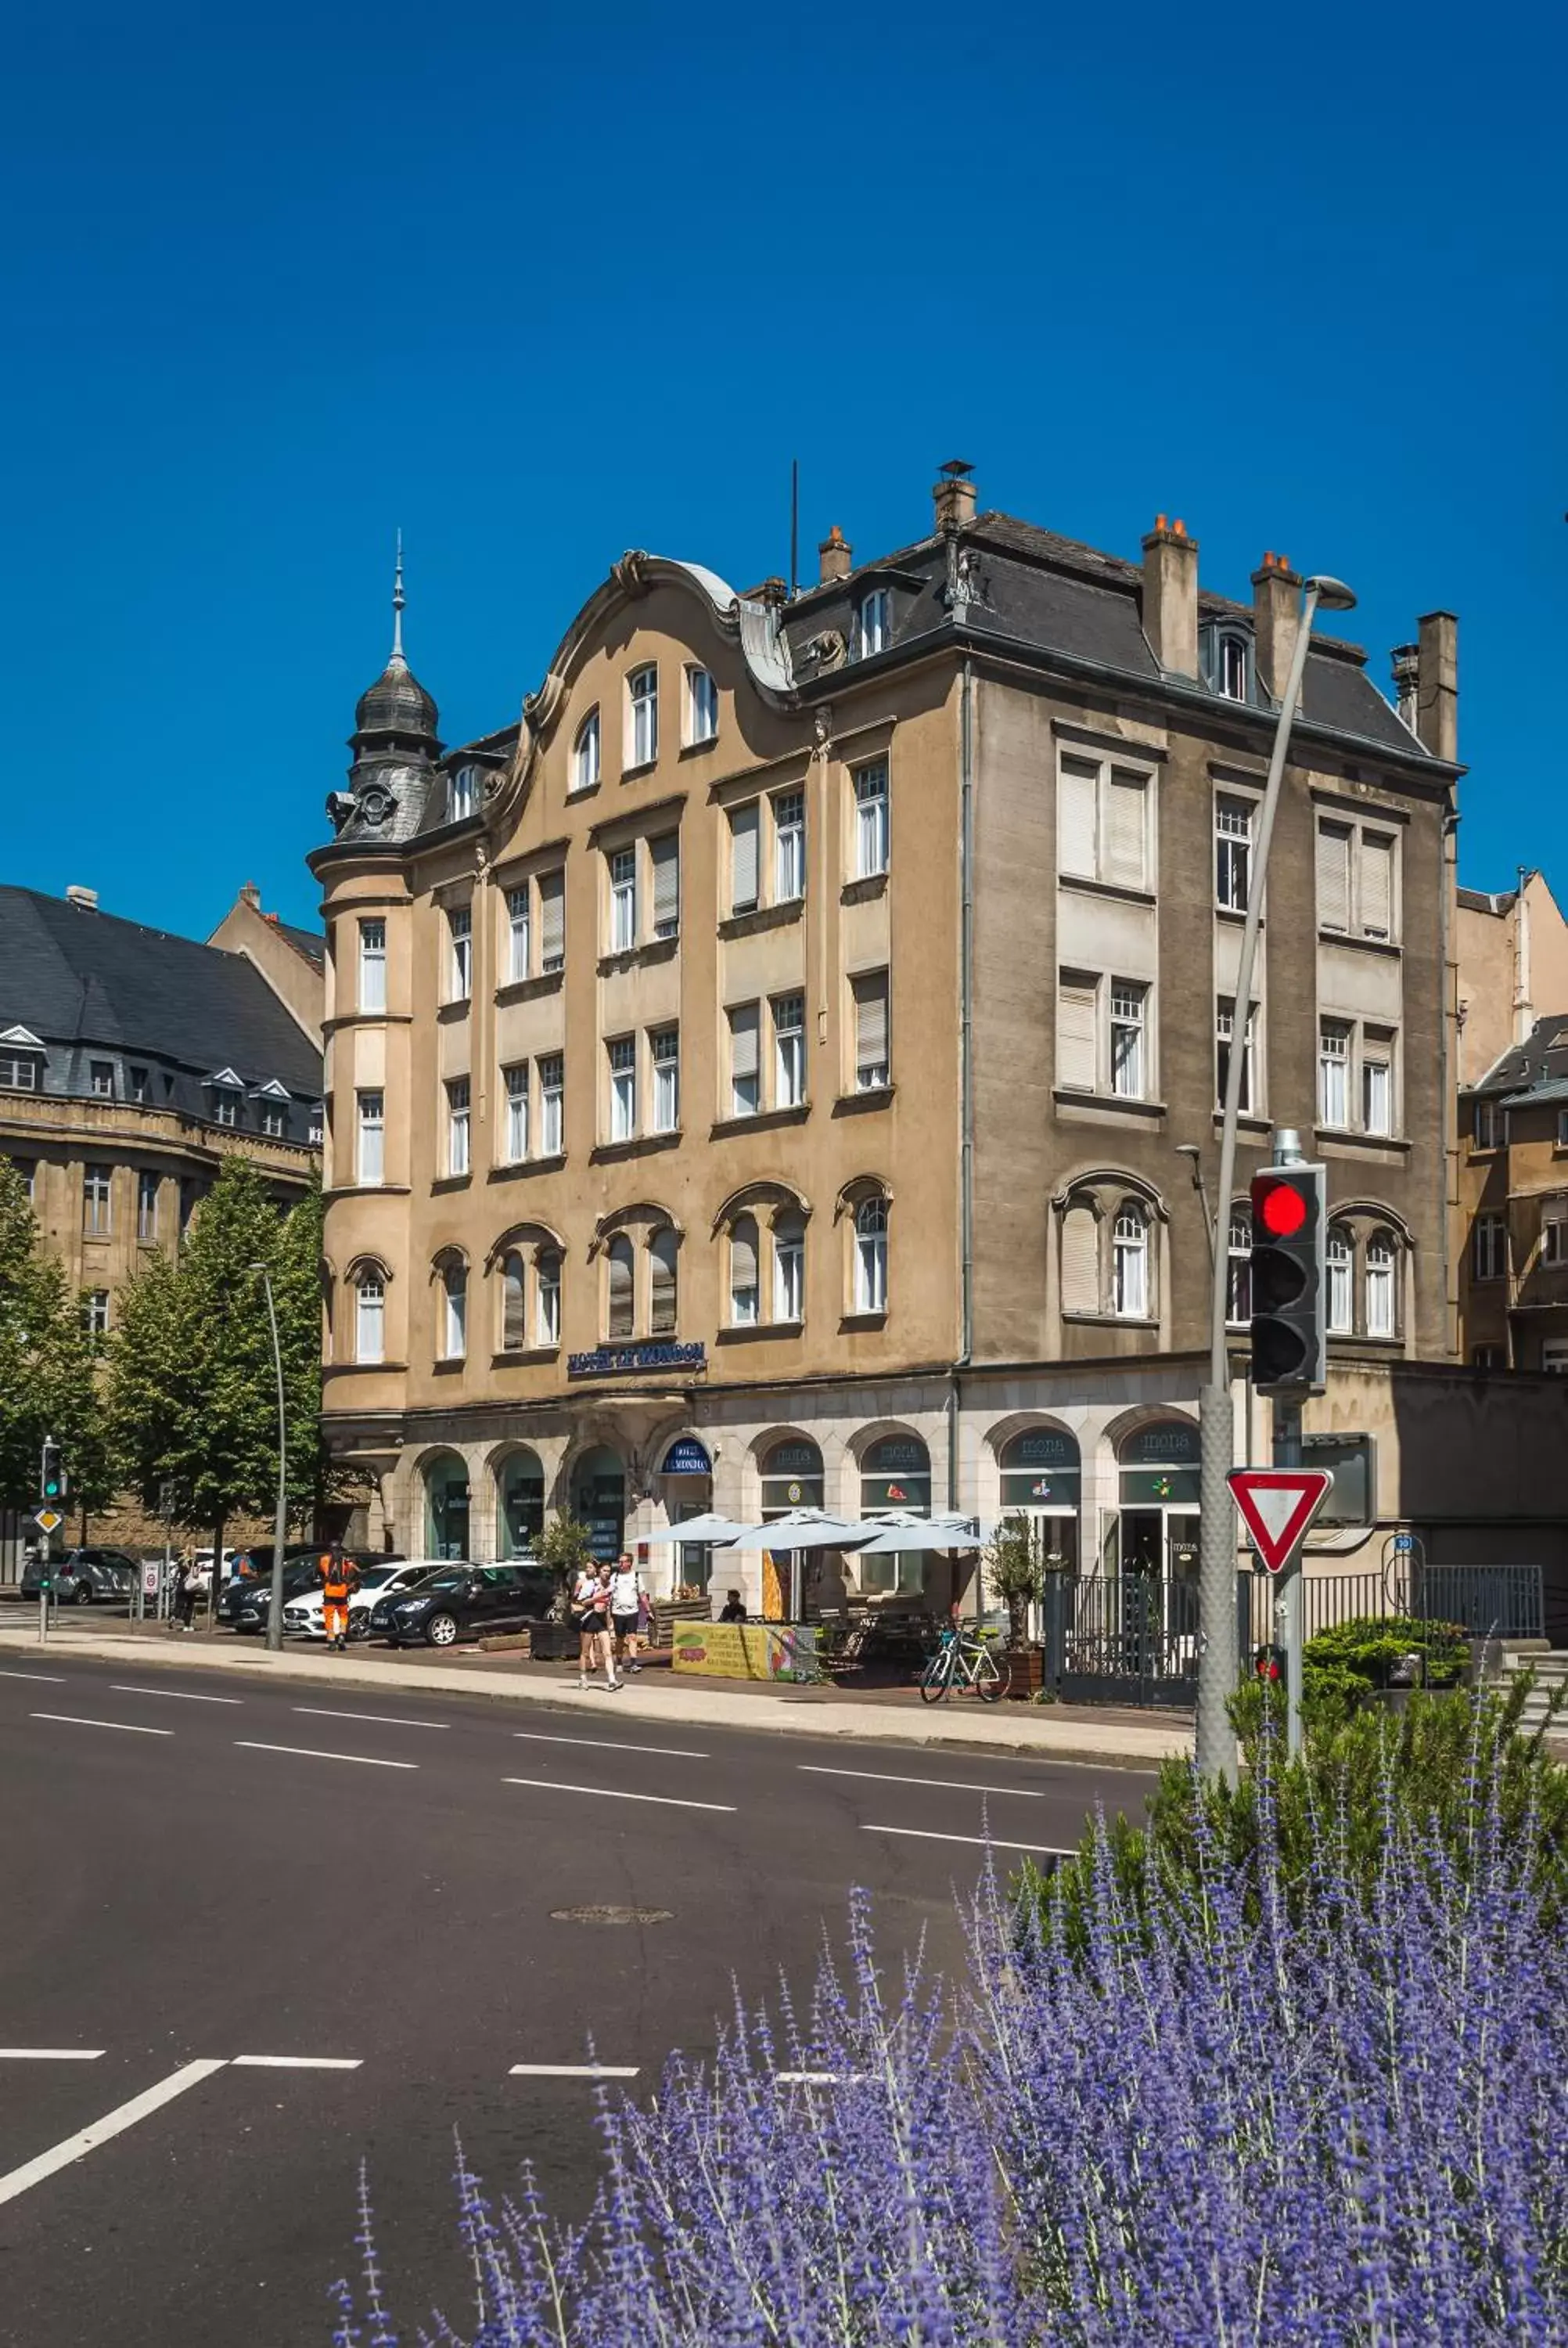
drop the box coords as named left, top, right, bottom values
left=390, top=529, right=407, bottom=668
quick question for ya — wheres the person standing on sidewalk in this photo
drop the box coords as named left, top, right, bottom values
left=609, top=1552, right=646, bottom=1675
left=174, top=1554, right=199, bottom=1631
left=318, top=1543, right=360, bottom=1652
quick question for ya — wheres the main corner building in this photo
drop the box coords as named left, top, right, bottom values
left=311, top=464, right=1488, bottom=1615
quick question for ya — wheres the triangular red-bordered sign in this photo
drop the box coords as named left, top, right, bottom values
left=1227, top=1468, right=1334, bottom=1574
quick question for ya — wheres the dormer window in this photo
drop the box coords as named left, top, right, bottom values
left=448, top=765, right=480, bottom=823
left=207, top=1068, right=244, bottom=1129
left=0, top=1026, right=46, bottom=1092
left=252, top=1079, right=292, bottom=1140
left=851, top=589, right=890, bottom=661
left=1202, top=623, right=1253, bottom=703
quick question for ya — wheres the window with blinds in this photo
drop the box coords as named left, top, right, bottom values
left=1056, top=752, right=1151, bottom=890
left=538, top=870, right=566, bottom=971
left=651, top=834, right=681, bottom=937
left=1056, top=972, right=1099, bottom=1092
left=728, top=1215, right=760, bottom=1324
left=1314, top=817, right=1397, bottom=942
left=1316, top=822, right=1352, bottom=932
left=649, top=1230, right=678, bottom=1333
left=1060, top=1201, right=1099, bottom=1314
left=606, top=1235, right=635, bottom=1338
left=729, top=803, right=760, bottom=913
left=1057, top=758, right=1099, bottom=880
left=853, top=970, right=890, bottom=1089
left=728, top=1003, right=760, bottom=1116
left=1361, top=835, right=1394, bottom=940
left=502, top=1252, right=527, bottom=1350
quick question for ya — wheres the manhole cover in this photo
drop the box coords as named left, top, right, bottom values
left=550, top=1904, right=674, bottom=1926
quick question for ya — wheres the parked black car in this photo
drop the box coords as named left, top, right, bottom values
left=20, top=1549, right=139, bottom=1606
left=367, top=1561, right=557, bottom=1649
left=225, top=1543, right=320, bottom=1586
left=219, top=1554, right=328, bottom=1632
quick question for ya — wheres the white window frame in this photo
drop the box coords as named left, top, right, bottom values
left=728, top=801, right=761, bottom=915
left=1326, top=1227, right=1354, bottom=1334
left=606, top=1235, right=636, bottom=1340
left=628, top=665, right=659, bottom=768
left=1214, top=794, right=1253, bottom=913
left=1056, top=751, right=1155, bottom=893
left=1320, top=1016, right=1400, bottom=1136
left=441, top=1262, right=467, bottom=1359
left=448, top=765, right=479, bottom=823
left=728, top=1003, right=760, bottom=1118
left=536, top=1251, right=562, bottom=1346
left=609, top=847, right=638, bottom=954
left=538, top=1054, right=563, bottom=1156
left=1109, top=980, right=1148, bottom=1100
left=90, top=1060, right=114, bottom=1098
left=1361, top=1030, right=1395, bottom=1138
left=772, top=992, right=805, bottom=1107
left=773, top=787, right=805, bottom=902
left=83, top=1163, right=112, bottom=1234
left=503, top=1062, right=529, bottom=1164
left=1543, top=1339, right=1568, bottom=1374
left=773, top=1215, right=804, bottom=1323
left=854, top=1196, right=888, bottom=1314
left=650, top=1026, right=680, bottom=1134
left=447, top=904, right=473, bottom=1003
left=1365, top=1233, right=1397, bottom=1338
left=1473, top=1215, right=1506, bottom=1282
left=1111, top=1204, right=1149, bottom=1320
left=1474, top=1097, right=1502, bottom=1150
left=852, top=588, right=890, bottom=661
left=260, top=1104, right=285, bottom=1138
left=1216, top=996, right=1256, bottom=1115
left=505, top=887, right=530, bottom=984
left=214, top=1091, right=238, bottom=1129
left=0, top=1053, right=41, bottom=1091
left=685, top=665, right=719, bottom=747
left=86, top=1289, right=110, bottom=1338
left=358, top=919, right=387, bottom=1014
left=1542, top=1201, right=1568, bottom=1269
left=356, top=1089, right=384, bottom=1187
left=1225, top=1212, right=1251, bottom=1327
left=354, top=1273, right=385, bottom=1365
left=1318, top=1021, right=1351, bottom=1129
left=572, top=708, right=601, bottom=794
left=728, top=1216, right=761, bottom=1327
left=607, top=1035, right=636, bottom=1143
left=446, top=1076, right=471, bottom=1178
left=1317, top=816, right=1400, bottom=944
left=137, top=1170, right=160, bottom=1241
left=852, top=970, right=890, bottom=1093
left=853, top=760, right=890, bottom=879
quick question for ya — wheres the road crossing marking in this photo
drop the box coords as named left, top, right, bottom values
left=0, top=2049, right=105, bottom=2061
left=508, top=2063, right=640, bottom=2079
left=512, top=1731, right=708, bottom=1759
left=799, top=1764, right=1047, bottom=1799
left=861, top=1824, right=1076, bottom=1855
left=110, top=1684, right=243, bottom=1705
left=232, top=2055, right=363, bottom=2070
left=0, top=2059, right=228, bottom=2209
left=30, top=1713, right=174, bottom=1737
left=503, top=1776, right=735, bottom=1813
left=293, top=1707, right=449, bottom=1730
left=235, top=1741, right=418, bottom=1770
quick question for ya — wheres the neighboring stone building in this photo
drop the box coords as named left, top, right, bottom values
left=308, top=467, right=1522, bottom=1608
left=1455, top=871, right=1568, bottom=1088
left=0, top=882, right=322, bottom=1322
left=207, top=880, right=326, bottom=1050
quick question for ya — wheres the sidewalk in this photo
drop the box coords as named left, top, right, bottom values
left=0, top=1622, right=1190, bottom=1768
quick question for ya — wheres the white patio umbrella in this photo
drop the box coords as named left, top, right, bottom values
left=721, top=1509, right=872, bottom=1550
left=660, top=1512, right=749, bottom=1545
left=852, top=1511, right=994, bottom=1554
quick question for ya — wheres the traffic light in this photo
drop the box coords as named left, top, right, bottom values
left=1253, top=1644, right=1285, bottom=1684
left=1250, top=1164, right=1327, bottom=1393
left=40, top=1439, right=65, bottom=1505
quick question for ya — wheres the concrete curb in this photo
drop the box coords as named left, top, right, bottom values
left=0, top=1629, right=1188, bottom=1770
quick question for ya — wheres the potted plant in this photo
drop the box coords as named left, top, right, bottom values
left=533, top=1514, right=595, bottom=1655
left=984, top=1516, right=1047, bottom=1662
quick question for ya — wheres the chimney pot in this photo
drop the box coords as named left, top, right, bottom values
left=817, top=525, right=853, bottom=585
left=932, top=459, right=976, bottom=531
left=1154, top=513, right=1167, bottom=532
left=64, top=884, right=99, bottom=911
left=1173, top=518, right=1187, bottom=538
left=1141, top=517, right=1199, bottom=677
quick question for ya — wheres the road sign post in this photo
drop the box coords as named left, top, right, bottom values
left=1227, top=1452, right=1335, bottom=1760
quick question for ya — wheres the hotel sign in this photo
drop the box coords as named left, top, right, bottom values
left=567, top=1339, right=707, bottom=1380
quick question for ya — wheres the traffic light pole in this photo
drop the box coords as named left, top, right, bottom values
left=1196, top=585, right=1329, bottom=1788
left=1271, top=1393, right=1306, bottom=1760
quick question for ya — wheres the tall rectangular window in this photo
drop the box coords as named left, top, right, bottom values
left=1542, top=1201, right=1568, bottom=1269
left=1056, top=971, right=1098, bottom=1093
left=448, top=905, right=473, bottom=1001
left=686, top=666, right=719, bottom=745
left=1362, top=1029, right=1394, bottom=1136
left=356, top=1089, right=384, bottom=1186
left=1473, top=1215, right=1505, bottom=1282
left=446, top=1076, right=471, bottom=1177
left=538, top=870, right=566, bottom=972
left=355, top=1277, right=385, bottom=1365
left=607, top=1035, right=636, bottom=1141
left=506, top=888, right=530, bottom=983
left=1057, top=754, right=1150, bottom=891
left=774, top=1213, right=804, bottom=1323
left=1216, top=996, right=1254, bottom=1115
left=854, top=1197, right=888, bottom=1313
left=1327, top=1232, right=1354, bottom=1334
left=729, top=802, right=760, bottom=914
left=358, top=919, right=387, bottom=1013
left=772, top=992, right=805, bottom=1107
left=83, top=1163, right=112, bottom=1235
left=1318, top=1022, right=1350, bottom=1127
left=260, top=1103, right=285, bottom=1137
left=852, top=971, right=890, bottom=1090
left=573, top=708, right=601, bottom=793
left=609, top=848, right=638, bottom=953
left=137, top=1170, right=160, bottom=1241
left=650, top=1027, right=679, bottom=1133
left=650, top=833, right=681, bottom=938
left=214, top=1089, right=238, bottom=1128
left=85, top=1290, right=110, bottom=1337
left=773, top=788, right=805, bottom=902
left=854, top=761, right=889, bottom=878
left=130, top=1067, right=149, bottom=1101
left=538, top=1053, right=564, bottom=1155
left=536, top=1251, right=561, bottom=1345
left=728, top=1003, right=760, bottom=1117
left=448, top=765, right=478, bottom=823
left=628, top=665, right=659, bottom=766
left=1214, top=796, right=1253, bottom=912
left=1474, top=1099, right=1502, bottom=1150
left=1109, top=980, right=1147, bottom=1099
left=503, top=1062, right=529, bottom=1163
left=1316, top=821, right=1352, bottom=934
left=90, top=1060, right=114, bottom=1097
left=852, top=589, right=890, bottom=661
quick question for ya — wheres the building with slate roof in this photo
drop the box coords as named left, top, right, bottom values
left=1458, top=940, right=1568, bottom=1374
left=309, top=466, right=1568, bottom=1618
left=0, top=881, right=322, bottom=1325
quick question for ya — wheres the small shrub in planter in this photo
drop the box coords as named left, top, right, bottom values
left=1303, top=1612, right=1467, bottom=1725
left=983, top=1514, right=1045, bottom=1648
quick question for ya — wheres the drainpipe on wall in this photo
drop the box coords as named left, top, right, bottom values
left=951, top=655, right=976, bottom=1512
left=1441, top=805, right=1460, bottom=1357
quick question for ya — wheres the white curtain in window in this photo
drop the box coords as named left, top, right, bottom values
left=854, top=1197, right=888, bottom=1313
left=1365, top=1234, right=1397, bottom=1338
left=355, top=1276, right=384, bottom=1364
left=1327, top=1230, right=1354, bottom=1332
left=442, top=1264, right=467, bottom=1359
left=1112, top=1205, right=1148, bottom=1318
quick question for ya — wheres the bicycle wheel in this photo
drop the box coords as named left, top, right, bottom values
left=973, top=1645, right=1012, bottom=1704
left=919, top=1645, right=955, bottom=1704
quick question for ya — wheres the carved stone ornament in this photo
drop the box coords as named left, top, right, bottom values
left=611, top=550, right=651, bottom=600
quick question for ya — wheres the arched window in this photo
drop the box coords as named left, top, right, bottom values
left=1327, top=1225, right=1354, bottom=1334
left=606, top=1234, right=635, bottom=1339
left=498, top=1446, right=545, bottom=1559
left=425, top=1453, right=470, bottom=1559
left=760, top=1435, right=824, bottom=1513
left=729, top=1215, right=760, bottom=1325
left=1365, top=1230, right=1397, bottom=1338
left=1225, top=1212, right=1251, bottom=1327
left=773, top=1208, right=805, bottom=1323
left=500, top=1251, right=527, bottom=1352
left=536, top=1248, right=562, bottom=1345
left=1111, top=1202, right=1148, bottom=1319
left=573, top=707, right=601, bottom=793
left=854, top=1196, right=888, bottom=1313
left=354, top=1268, right=385, bottom=1364
left=440, top=1259, right=467, bottom=1359
left=649, top=1227, right=678, bottom=1335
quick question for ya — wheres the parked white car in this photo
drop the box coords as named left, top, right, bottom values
left=189, top=1548, right=238, bottom=1592
left=282, top=1559, right=433, bottom=1640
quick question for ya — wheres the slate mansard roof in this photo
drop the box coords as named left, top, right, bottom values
left=0, top=888, right=322, bottom=1102
left=1470, top=1014, right=1568, bottom=1108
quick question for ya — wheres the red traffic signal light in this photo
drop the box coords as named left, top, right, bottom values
left=1249, top=1164, right=1328, bottom=1394
left=1255, top=1179, right=1308, bottom=1238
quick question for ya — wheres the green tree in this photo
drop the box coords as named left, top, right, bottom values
left=0, top=1159, right=106, bottom=1514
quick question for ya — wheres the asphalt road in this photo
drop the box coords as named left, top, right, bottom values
left=0, top=1655, right=1156, bottom=2346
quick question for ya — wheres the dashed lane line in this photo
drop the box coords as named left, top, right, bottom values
left=293, top=1707, right=449, bottom=1731
left=799, top=1764, right=1048, bottom=1799
left=110, top=1684, right=243, bottom=1705
left=861, top=1824, right=1077, bottom=1855
left=30, top=1713, right=174, bottom=1737
left=0, top=1670, right=68, bottom=1684
left=232, top=2055, right=363, bottom=2070
left=235, top=1741, right=419, bottom=1770
left=502, top=1776, right=735, bottom=1813
left=511, top=1731, right=709, bottom=1759
left=0, top=2060, right=228, bottom=2209
left=509, top=2063, right=640, bottom=2080
left=0, top=2050, right=105, bottom=2061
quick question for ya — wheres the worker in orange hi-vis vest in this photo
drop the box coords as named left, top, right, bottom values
left=318, top=1543, right=360, bottom=1651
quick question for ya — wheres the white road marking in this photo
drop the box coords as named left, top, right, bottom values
left=774, top=2070, right=846, bottom=2085
left=799, top=1764, right=1046, bottom=1799
left=512, top=1731, right=708, bottom=1759
left=235, top=1741, right=418, bottom=1770
left=110, top=1684, right=243, bottom=1705
left=0, top=1670, right=67, bottom=1684
left=508, top=2063, right=639, bottom=2079
left=861, top=1824, right=1076, bottom=1855
left=294, top=1707, right=449, bottom=1731
left=0, top=2049, right=104, bottom=2062
left=30, top=1714, right=174, bottom=1738
left=231, top=2054, right=362, bottom=2070
left=503, top=1776, right=735, bottom=1813
left=0, top=2059, right=228, bottom=2209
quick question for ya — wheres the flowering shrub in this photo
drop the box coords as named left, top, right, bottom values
left=333, top=1709, right=1568, bottom=2344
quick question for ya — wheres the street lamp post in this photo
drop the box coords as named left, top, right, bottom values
left=1195, top=573, right=1356, bottom=1786
left=252, top=1262, right=289, bottom=1654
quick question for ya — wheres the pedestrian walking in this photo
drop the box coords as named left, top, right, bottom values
left=572, top=1559, right=614, bottom=1691
left=318, top=1543, right=360, bottom=1651
left=175, top=1555, right=199, bottom=1630
left=609, top=1551, right=646, bottom=1674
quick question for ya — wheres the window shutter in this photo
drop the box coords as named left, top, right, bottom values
left=651, top=834, right=681, bottom=931
left=1056, top=974, right=1098, bottom=1092
left=854, top=973, right=889, bottom=1073
left=1061, top=1203, right=1099, bottom=1314
left=539, top=870, right=566, bottom=963
left=1058, top=758, right=1098, bottom=878
left=1317, top=823, right=1350, bottom=931
left=730, top=803, right=759, bottom=909
left=502, top=1256, right=527, bottom=1350
left=1361, top=836, right=1394, bottom=938
left=1105, top=772, right=1147, bottom=889
left=730, top=1217, right=758, bottom=1293
left=729, top=1003, right=760, bottom=1080
left=649, top=1232, right=678, bottom=1333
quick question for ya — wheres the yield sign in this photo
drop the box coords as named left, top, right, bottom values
left=1227, top=1469, right=1334, bottom=1574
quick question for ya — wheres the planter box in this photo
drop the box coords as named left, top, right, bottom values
left=1006, top=1643, right=1045, bottom=1701
left=525, top=1622, right=581, bottom=1662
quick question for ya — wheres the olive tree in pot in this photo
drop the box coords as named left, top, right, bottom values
left=536, top=1513, right=594, bottom=1625
left=984, top=1515, right=1047, bottom=1651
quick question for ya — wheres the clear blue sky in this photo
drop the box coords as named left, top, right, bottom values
left=2, top=0, right=1561, bottom=941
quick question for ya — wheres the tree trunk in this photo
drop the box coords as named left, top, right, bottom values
left=205, top=1509, right=225, bottom=1632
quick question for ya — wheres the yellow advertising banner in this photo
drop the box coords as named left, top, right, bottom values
left=671, top=1622, right=819, bottom=1681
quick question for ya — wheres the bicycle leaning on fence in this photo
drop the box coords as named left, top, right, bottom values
left=919, top=1619, right=1012, bottom=1705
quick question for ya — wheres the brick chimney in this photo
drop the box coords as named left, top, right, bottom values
left=818, top=525, right=852, bottom=585
left=1250, top=552, right=1302, bottom=701
left=1415, top=610, right=1458, bottom=761
left=933, top=459, right=976, bottom=531
left=1141, top=516, right=1199, bottom=679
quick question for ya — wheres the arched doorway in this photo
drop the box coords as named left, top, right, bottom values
left=997, top=1427, right=1081, bottom=1574
left=571, top=1443, right=626, bottom=1565
left=659, top=1433, right=714, bottom=1592
left=1115, top=1420, right=1201, bottom=1583
left=425, top=1453, right=471, bottom=1561
left=857, top=1432, right=931, bottom=1600
left=497, top=1447, right=545, bottom=1559
left=757, top=1435, right=825, bottom=1621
